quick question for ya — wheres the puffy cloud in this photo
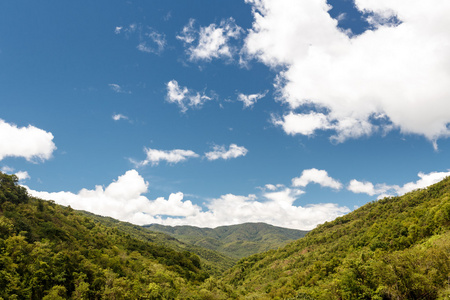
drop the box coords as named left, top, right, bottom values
left=135, top=148, right=199, bottom=166
left=177, top=18, right=243, bottom=61
left=237, top=91, right=268, bottom=108
left=0, top=119, right=56, bottom=162
left=156, top=190, right=349, bottom=230
left=348, top=170, right=450, bottom=198
left=166, top=80, right=212, bottom=112
left=15, top=171, right=30, bottom=181
left=244, top=0, right=450, bottom=145
left=397, top=171, right=450, bottom=195
left=26, top=169, right=350, bottom=230
left=273, top=112, right=331, bottom=136
left=0, top=166, right=30, bottom=181
left=27, top=170, right=202, bottom=225
left=347, top=179, right=392, bottom=196
left=292, top=168, right=342, bottom=190
left=204, top=144, right=248, bottom=161
left=112, top=114, right=128, bottom=121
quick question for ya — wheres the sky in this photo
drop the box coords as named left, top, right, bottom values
left=1, top=0, right=450, bottom=230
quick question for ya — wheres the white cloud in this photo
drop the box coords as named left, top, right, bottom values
left=112, top=114, right=128, bottom=121
left=347, top=179, right=392, bottom=196
left=108, top=83, right=131, bottom=94
left=397, top=171, right=450, bottom=195
left=166, top=80, right=212, bottom=112
left=292, top=168, right=342, bottom=190
left=136, top=30, right=166, bottom=54
left=244, top=0, right=450, bottom=145
left=25, top=169, right=350, bottom=230
left=348, top=170, right=450, bottom=198
left=273, top=112, right=331, bottom=136
left=135, top=148, right=199, bottom=167
left=15, top=171, right=30, bottom=181
left=116, top=24, right=166, bottom=54
left=177, top=18, right=243, bottom=62
left=27, top=170, right=202, bottom=225
left=237, top=91, right=268, bottom=108
left=156, top=190, right=349, bottom=230
left=0, top=119, right=56, bottom=162
left=204, top=144, right=248, bottom=161
left=0, top=166, right=30, bottom=181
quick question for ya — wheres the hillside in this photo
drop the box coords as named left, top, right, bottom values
left=0, top=172, right=210, bottom=299
left=203, top=177, right=450, bottom=299
left=80, top=211, right=236, bottom=275
left=145, top=223, right=308, bottom=259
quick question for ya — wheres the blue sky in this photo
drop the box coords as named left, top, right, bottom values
left=1, top=0, right=450, bottom=230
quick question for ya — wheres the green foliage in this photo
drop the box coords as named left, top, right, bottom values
left=0, top=172, right=210, bottom=299
left=80, top=211, right=236, bottom=276
left=212, top=177, right=450, bottom=299
left=2, top=171, right=450, bottom=299
left=145, top=222, right=308, bottom=259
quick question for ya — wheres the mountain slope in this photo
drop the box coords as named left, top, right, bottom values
left=80, top=211, right=236, bottom=275
left=201, top=177, right=450, bottom=299
left=144, top=222, right=308, bottom=259
left=0, top=172, right=209, bottom=299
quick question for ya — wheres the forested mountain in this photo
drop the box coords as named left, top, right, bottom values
left=0, top=172, right=210, bottom=299
left=2, top=170, right=450, bottom=299
left=79, top=211, right=236, bottom=275
left=144, top=223, right=308, bottom=259
left=209, top=177, right=450, bottom=299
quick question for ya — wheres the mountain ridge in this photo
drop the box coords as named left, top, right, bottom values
left=144, top=222, right=308, bottom=259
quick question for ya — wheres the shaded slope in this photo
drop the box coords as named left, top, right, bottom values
left=80, top=211, right=236, bottom=275
left=210, top=177, right=450, bottom=299
left=145, top=223, right=308, bottom=259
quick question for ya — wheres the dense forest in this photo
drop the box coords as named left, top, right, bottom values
left=1, top=171, right=450, bottom=299
left=0, top=172, right=212, bottom=299
left=145, top=223, right=308, bottom=259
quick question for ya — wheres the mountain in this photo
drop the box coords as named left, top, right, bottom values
left=79, top=211, right=236, bottom=275
left=203, top=177, right=450, bottom=299
left=0, top=172, right=210, bottom=299
left=3, top=170, right=450, bottom=299
left=144, top=222, right=309, bottom=259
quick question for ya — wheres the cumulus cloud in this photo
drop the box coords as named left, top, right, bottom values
left=292, top=168, right=342, bottom=190
left=0, top=119, right=56, bottom=162
left=347, top=179, right=391, bottom=196
left=348, top=170, right=450, bottom=198
left=112, top=114, right=128, bottom=121
left=237, top=91, right=268, bottom=108
left=244, top=0, right=450, bottom=146
left=134, top=148, right=199, bottom=167
left=27, top=170, right=202, bottom=225
left=177, top=18, right=243, bottom=61
left=166, top=80, right=212, bottom=112
left=26, top=169, right=349, bottom=230
left=204, top=144, right=248, bottom=161
left=1, top=166, right=30, bottom=181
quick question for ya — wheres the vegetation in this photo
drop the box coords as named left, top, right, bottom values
left=0, top=172, right=210, bottom=299
left=145, top=223, right=308, bottom=259
left=211, top=177, right=450, bottom=299
left=2, top=171, right=450, bottom=299
left=79, top=211, right=236, bottom=276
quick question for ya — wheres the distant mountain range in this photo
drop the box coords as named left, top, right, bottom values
left=144, top=222, right=308, bottom=259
